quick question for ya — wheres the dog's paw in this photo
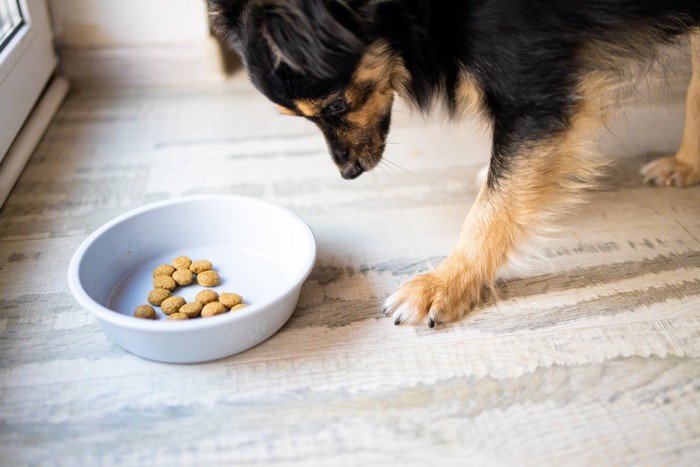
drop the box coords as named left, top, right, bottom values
left=383, top=261, right=485, bottom=327
left=641, top=157, right=700, bottom=188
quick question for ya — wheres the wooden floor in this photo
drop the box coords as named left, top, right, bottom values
left=1, top=75, right=699, bottom=465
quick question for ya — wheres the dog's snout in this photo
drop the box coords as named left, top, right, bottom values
left=333, top=148, right=365, bottom=179
left=341, top=161, right=364, bottom=180
left=318, top=118, right=385, bottom=181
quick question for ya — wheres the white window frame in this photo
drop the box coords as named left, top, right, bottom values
left=0, top=0, right=56, bottom=162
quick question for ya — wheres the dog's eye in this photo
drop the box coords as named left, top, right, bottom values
left=325, top=97, right=348, bottom=115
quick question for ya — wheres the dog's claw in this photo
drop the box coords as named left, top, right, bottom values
left=394, top=316, right=402, bottom=326
left=428, top=317, right=435, bottom=328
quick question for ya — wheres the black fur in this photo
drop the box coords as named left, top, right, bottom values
left=210, top=0, right=368, bottom=106
left=210, top=0, right=700, bottom=182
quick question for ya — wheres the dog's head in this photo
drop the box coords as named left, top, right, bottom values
left=210, top=0, right=404, bottom=179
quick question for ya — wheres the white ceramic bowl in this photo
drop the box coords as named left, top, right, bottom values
left=68, top=195, right=316, bottom=363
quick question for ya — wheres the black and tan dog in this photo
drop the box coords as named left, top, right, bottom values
left=209, top=0, right=700, bottom=327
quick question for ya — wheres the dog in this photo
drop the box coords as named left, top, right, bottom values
left=208, top=0, right=700, bottom=327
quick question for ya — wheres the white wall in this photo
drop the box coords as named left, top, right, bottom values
left=49, top=0, right=211, bottom=47
left=48, top=0, right=227, bottom=88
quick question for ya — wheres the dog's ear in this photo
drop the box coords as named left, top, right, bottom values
left=253, top=0, right=365, bottom=78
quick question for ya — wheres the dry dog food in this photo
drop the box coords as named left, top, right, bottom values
left=172, top=255, right=192, bottom=270
left=161, top=296, right=187, bottom=315
left=201, top=301, right=227, bottom=318
left=172, top=268, right=194, bottom=286
left=135, top=256, right=247, bottom=321
left=195, top=289, right=219, bottom=305
left=147, top=288, right=171, bottom=306
left=152, top=264, right=176, bottom=278
left=179, top=302, right=203, bottom=318
left=189, top=260, right=212, bottom=274
left=134, top=305, right=157, bottom=319
left=153, top=275, right=177, bottom=292
left=197, top=270, right=221, bottom=287
left=219, top=292, right=243, bottom=309
left=166, top=312, right=189, bottom=321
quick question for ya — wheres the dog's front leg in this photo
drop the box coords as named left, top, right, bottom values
left=384, top=103, right=603, bottom=326
left=384, top=180, right=518, bottom=326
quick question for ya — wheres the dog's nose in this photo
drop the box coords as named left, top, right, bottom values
left=341, top=161, right=364, bottom=180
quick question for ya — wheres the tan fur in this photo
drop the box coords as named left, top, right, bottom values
left=389, top=58, right=412, bottom=101
left=276, top=104, right=298, bottom=116
left=455, top=71, right=486, bottom=118
left=641, top=32, right=700, bottom=187
left=341, top=42, right=397, bottom=169
left=295, top=100, right=321, bottom=117
left=385, top=71, right=610, bottom=325
left=345, top=46, right=395, bottom=129
left=352, top=41, right=395, bottom=83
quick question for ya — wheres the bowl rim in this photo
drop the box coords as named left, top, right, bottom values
left=67, top=194, right=317, bottom=332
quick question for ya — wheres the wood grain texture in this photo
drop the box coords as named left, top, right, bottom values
left=0, top=74, right=698, bottom=466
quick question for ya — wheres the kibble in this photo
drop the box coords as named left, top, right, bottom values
left=195, top=289, right=219, bottom=305
left=152, top=264, right=176, bottom=278
left=189, top=260, right=212, bottom=274
left=172, top=268, right=194, bottom=286
left=135, top=256, right=250, bottom=321
left=153, top=275, right=177, bottom=291
left=201, top=302, right=227, bottom=318
left=219, top=292, right=243, bottom=309
left=197, top=270, right=220, bottom=287
left=172, top=255, right=192, bottom=270
left=166, top=312, right=189, bottom=321
left=161, top=296, right=187, bottom=315
left=179, top=302, right=203, bottom=318
left=134, top=305, right=157, bottom=319
left=147, top=288, right=171, bottom=306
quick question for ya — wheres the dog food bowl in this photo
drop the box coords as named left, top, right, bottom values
left=68, top=195, right=316, bottom=363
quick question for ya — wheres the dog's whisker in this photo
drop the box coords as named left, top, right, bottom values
left=375, top=160, right=396, bottom=176
left=375, top=162, right=392, bottom=177
left=376, top=160, right=413, bottom=183
left=382, top=157, right=415, bottom=176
